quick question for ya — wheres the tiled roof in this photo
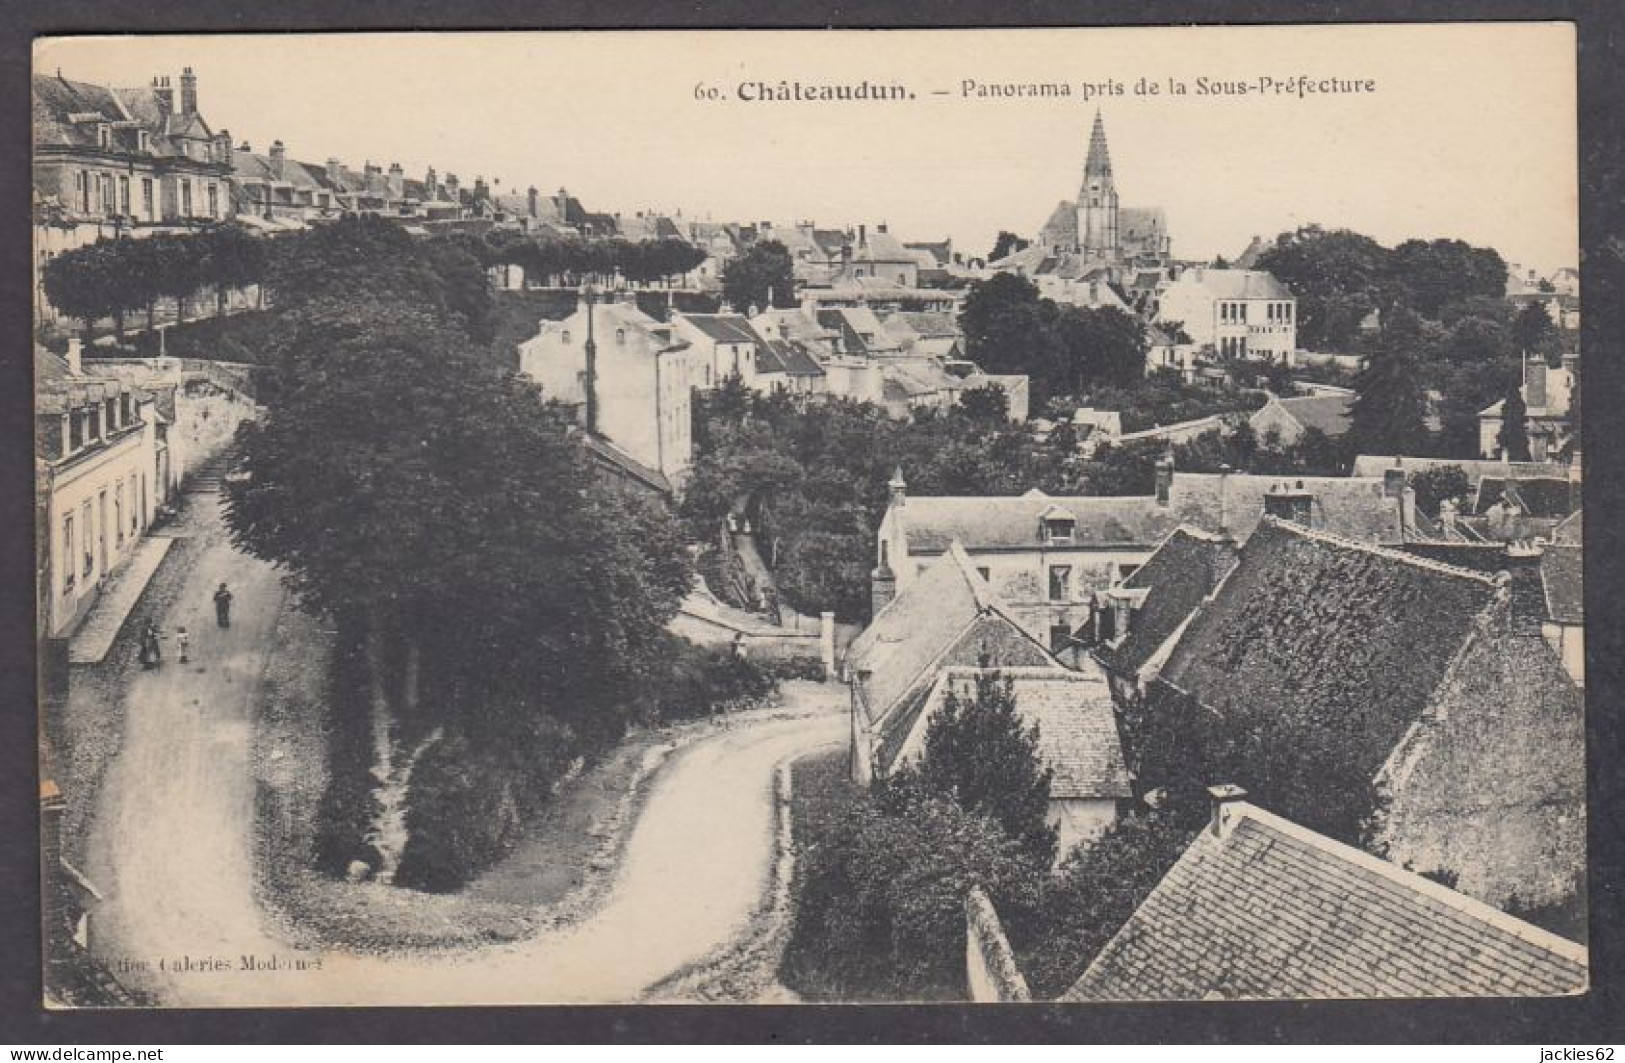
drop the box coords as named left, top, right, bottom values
left=1095, top=527, right=1239, bottom=679
left=231, top=149, right=325, bottom=190
left=1274, top=394, right=1353, bottom=437
left=1064, top=799, right=1587, bottom=1001
left=32, top=74, right=129, bottom=148
left=1541, top=544, right=1583, bottom=624
left=847, top=543, right=1056, bottom=727
left=892, top=667, right=1131, bottom=799
left=1159, top=518, right=1501, bottom=784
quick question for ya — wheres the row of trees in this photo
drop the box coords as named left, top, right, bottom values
left=482, top=230, right=707, bottom=287
left=1255, top=226, right=1511, bottom=351
left=42, top=224, right=268, bottom=342
left=224, top=216, right=694, bottom=890
left=959, top=273, right=1149, bottom=403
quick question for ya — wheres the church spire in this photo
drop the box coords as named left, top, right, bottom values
left=1084, top=109, right=1113, bottom=181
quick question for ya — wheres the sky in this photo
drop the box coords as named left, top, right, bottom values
left=36, top=25, right=1578, bottom=272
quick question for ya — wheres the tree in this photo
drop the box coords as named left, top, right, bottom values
left=201, top=223, right=268, bottom=317
left=1389, top=238, right=1507, bottom=320
left=720, top=239, right=795, bottom=312
left=958, top=383, right=1010, bottom=424
left=1498, top=371, right=1531, bottom=461
left=1017, top=810, right=1199, bottom=998
left=988, top=231, right=1030, bottom=261
left=781, top=787, right=1047, bottom=1000
left=1511, top=300, right=1558, bottom=362
left=890, top=670, right=1058, bottom=865
left=1047, top=305, right=1147, bottom=394
left=42, top=241, right=122, bottom=343
left=959, top=272, right=1050, bottom=382
left=1409, top=464, right=1471, bottom=517
left=1351, top=310, right=1430, bottom=455
left=1256, top=226, right=1393, bottom=351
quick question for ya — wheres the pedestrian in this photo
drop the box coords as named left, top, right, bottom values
left=140, top=620, right=162, bottom=669
left=176, top=625, right=190, bottom=663
left=214, top=582, right=233, bottom=628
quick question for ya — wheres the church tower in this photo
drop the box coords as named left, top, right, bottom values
left=1076, top=111, right=1120, bottom=262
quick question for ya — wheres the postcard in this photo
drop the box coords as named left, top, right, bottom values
left=33, top=24, right=1583, bottom=1007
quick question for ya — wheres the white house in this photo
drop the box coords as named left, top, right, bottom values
left=1156, top=267, right=1296, bottom=364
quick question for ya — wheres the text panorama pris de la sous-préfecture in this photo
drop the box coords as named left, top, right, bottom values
left=695, top=75, right=1378, bottom=104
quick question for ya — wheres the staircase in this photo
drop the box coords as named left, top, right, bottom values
left=186, top=453, right=229, bottom=494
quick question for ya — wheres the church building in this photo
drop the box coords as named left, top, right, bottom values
left=1025, top=112, right=1172, bottom=277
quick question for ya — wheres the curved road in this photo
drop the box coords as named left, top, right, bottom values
left=84, top=496, right=846, bottom=1007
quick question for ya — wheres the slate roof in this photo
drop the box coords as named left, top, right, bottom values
left=1158, top=518, right=1502, bottom=783
left=33, top=75, right=130, bottom=148
left=1551, top=508, right=1583, bottom=545
left=894, top=474, right=1412, bottom=555
left=1541, top=544, right=1583, bottom=624
left=231, top=148, right=325, bottom=190
left=679, top=313, right=763, bottom=345
left=1094, top=527, right=1240, bottom=679
left=1063, top=800, right=1587, bottom=1001
left=769, top=339, right=824, bottom=377
left=847, top=543, right=1058, bottom=728
left=1166, top=268, right=1292, bottom=300
left=1273, top=394, right=1353, bottom=438
left=892, top=667, right=1131, bottom=799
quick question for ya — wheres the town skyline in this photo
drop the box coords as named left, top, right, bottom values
left=38, top=24, right=1577, bottom=272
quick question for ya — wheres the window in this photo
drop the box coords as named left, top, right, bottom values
left=142, top=178, right=154, bottom=220
left=62, top=515, right=75, bottom=592
left=115, top=484, right=124, bottom=545
left=77, top=171, right=90, bottom=213
left=80, top=502, right=93, bottom=577
left=615, top=327, right=626, bottom=345
left=1049, top=624, right=1073, bottom=654
left=138, top=130, right=150, bottom=152
left=976, top=566, right=991, bottom=582
left=98, top=124, right=110, bottom=149
left=879, top=540, right=889, bottom=567
left=181, top=180, right=193, bottom=217
left=208, top=184, right=218, bottom=218
left=561, top=330, right=571, bottom=344
left=1044, top=517, right=1075, bottom=543
left=1048, top=564, right=1072, bottom=602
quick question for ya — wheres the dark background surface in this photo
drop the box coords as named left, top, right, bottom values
left=0, top=0, right=1620, bottom=1044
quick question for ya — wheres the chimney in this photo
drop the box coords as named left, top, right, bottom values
left=1439, top=497, right=1459, bottom=529
left=425, top=166, right=438, bottom=197
left=870, top=561, right=896, bottom=616
left=1384, top=466, right=1406, bottom=499
left=152, top=76, right=173, bottom=114
left=66, top=337, right=82, bottom=375
left=1525, top=360, right=1548, bottom=409
left=387, top=162, right=404, bottom=199
left=888, top=468, right=908, bottom=510
left=269, top=140, right=286, bottom=181
left=447, top=174, right=461, bottom=199
left=213, top=129, right=231, bottom=165
left=1208, top=784, right=1248, bottom=838
left=326, top=157, right=341, bottom=185
left=179, top=66, right=198, bottom=115
left=859, top=223, right=868, bottom=247
left=1154, top=455, right=1173, bottom=506
left=877, top=221, right=888, bottom=234
left=527, top=186, right=538, bottom=217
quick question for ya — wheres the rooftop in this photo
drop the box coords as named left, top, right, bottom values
left=1063, top=797, right=1587, bottom=1001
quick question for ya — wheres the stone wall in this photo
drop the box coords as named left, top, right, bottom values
left=964, top=886, right=1031, bottom=1003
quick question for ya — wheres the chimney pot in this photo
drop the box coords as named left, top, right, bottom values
left=1208, top=784, right=1248, bottom=837
left=66, top=337, right=83, bottom=375
left=1384, top=467, right=1406, bottom=499
left=1155, top=455, right=1174, bottom=506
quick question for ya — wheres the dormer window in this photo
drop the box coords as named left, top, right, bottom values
left=560, top=329, right=572, bottom=344
left=1043, top=517, right=1075, bottom=543
left=615, top=327, right=626, bottom=345
left=138, top=130, right=150, bottom=152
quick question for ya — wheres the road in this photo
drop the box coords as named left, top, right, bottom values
left=83, top=491, right=846, bottom=1007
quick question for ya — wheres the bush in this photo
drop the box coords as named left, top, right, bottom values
left=311, top=626, right=384, bottom=877
left=645, top=635, right=778, bottom=721
left=780, top=789, right=1047, bottom=1001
